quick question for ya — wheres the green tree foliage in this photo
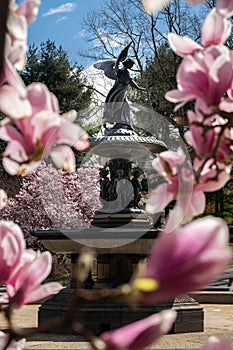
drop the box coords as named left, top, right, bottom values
left=20, top=39, right=92, bottom=113
left=136, top=43, right=181, bottom=117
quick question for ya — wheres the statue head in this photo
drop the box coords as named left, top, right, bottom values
left=123, top=58, right=135, bottom=69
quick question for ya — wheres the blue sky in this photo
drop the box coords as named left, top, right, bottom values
left=25, top=0, right=104, bottom=67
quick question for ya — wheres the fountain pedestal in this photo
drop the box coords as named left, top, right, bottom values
left=33, top=126, right=203, bottom=335
left=34, top=227, right=204, bottom=335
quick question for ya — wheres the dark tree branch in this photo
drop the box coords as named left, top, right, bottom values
left=0, top=0, right=9, bottom=77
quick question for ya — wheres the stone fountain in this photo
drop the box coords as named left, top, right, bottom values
left=33, top=43, right=203, bottom=335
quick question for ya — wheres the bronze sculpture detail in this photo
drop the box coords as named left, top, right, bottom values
left=94, top=42, right=145, bottom=134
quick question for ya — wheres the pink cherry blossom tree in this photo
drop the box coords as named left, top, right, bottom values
left=1, top=162, right=100, bottom=234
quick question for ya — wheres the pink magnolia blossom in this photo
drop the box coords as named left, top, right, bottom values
left=217, top=0, right=233, bottom=18
left=168, top=10, right=231, bottom=59
left=138, top=216, right=231, bottom=305
left=0, top=83, right=89, bottom=175
left=200, top=336, right=233, bottom=350
left=0, top=221, right=25, bottom=285
left=6, top=0, right=41, bottom=70
left=0, top=0, right=40, bottom=123
left=201, top=8, right=232, bottom=47
left=0, top=331, right=25, bottom=350
left=165, top=45, right=233, bottom=111
left=4, top=250, right=62, bottom=308
left=0, top=190, right=8, bottom=209
left=0, top=34, right=28, bottom=102
left=140, top=0, right=232, bottom=16
left=146, top=148, right=231, bottom=227
left=185, top=108, right=232, bottom=165
left=140, top=0, right=204, bottom=15
left=100, top=310, right=176, bottom=350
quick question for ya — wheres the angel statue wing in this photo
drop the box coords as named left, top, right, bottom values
left=93, top=59, right=117, bottom=80
left=115, top=41, right=132, bottom=71
left=93, top=42, right=133, bottom=80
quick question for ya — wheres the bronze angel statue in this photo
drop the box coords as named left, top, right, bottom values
left=94, top=42, right=145, bottom=133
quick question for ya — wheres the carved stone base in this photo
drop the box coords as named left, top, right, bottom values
left=38, top=287, right=203, bottom=335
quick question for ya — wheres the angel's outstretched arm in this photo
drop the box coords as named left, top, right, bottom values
left=130, top=78, right=146, bottom=91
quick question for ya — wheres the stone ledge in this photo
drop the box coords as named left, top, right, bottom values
left=189, top=291, right=233, bottom=304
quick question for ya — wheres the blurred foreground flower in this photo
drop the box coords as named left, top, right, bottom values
left=0, top=189, right=7, bottom=209
left=140, top=0, right=233, bottom=16
left=100, top=310, right=176, bottom=350
left=0, top=83, right=89, bottom=175
left=4, top=250, right=63, bottom=308
left=200, top=336, right=233, bottom=349
left=7, top=0, right=41, bottom=70
left=136, top=216, right=231, bottom=304
left=0, top=331, right=25, bottom=350
left=1, top=0, right=41, bottom=116
left=0, top=221, right=25, bottom=285
left=0, top=220, right=62, bottom=308
left=140, top=0, right=204, bottom=15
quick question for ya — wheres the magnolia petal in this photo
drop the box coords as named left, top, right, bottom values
left=0, top=190, right=7, bottom=209
left=152, top=148, right=187, bottom=176
left=7, top=11, right=27, bottom=40
left=0, top=125, right=24, bottom=143
left=209, top=53, right=233, bottom=102
left=200, top=336, right=233, bottom=350
left=201, top=9, right=232, bottom=47
left=140, top=0, right=171, bottom=15
left=2, top=158, right=23, bottom=176
left=51, top=146, right=76, bottom=172
left=198, top=168, right=231, bottom=192
left=57, top=120, right=89, bottom=151
left=0, top=221, right=25, bottom=283
left=166, top=190, right=206, bottom=231
left=101, top=310, right=177, bottom=350
left=1, top=55, right=27, bottom=98
left=146, top=184, right=174, bottom=214
left=141, top=216, right=232, bottom=304
left=8, top=39, right=27, bottom=71
left=217, top=0, right=233, bottom=18
left=17, top=0, right=41, bottom=25
left=168, top=33, right=201, bottom=57
left=165, top=89, right=196, bottom=107
left=219, top=98, right=233, bottom=112
left=31, top=111, right=60, bottom=143
left=27, top=83, right=59, bottom=115
left=0, top=331, right=26, bottom=350
left=24, top=282, right=63, bottom=304
left=0, top=85, right=31, bottom=119
left=17, top=251, right=53, bottom=292
left=2, top=234, right=21, bottom=268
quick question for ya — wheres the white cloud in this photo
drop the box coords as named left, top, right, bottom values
left=96, top=28, right=126, bottom=48
left=43, top=3, right=76, bottom=17
left=55, top=16, right=68, bottom=23
left=74, top=29, right=86, bottom=39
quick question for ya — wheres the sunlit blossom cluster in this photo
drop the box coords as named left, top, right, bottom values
left=146, top=0, right=233, bottom=228
left=0, top=0, right=89, bottom=176
left=1, top=163, right=100, bottom=236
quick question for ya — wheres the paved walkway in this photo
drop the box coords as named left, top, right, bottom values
left=1, top=303, right=233, bottom=349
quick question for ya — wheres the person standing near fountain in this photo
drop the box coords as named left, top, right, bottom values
left=94, top=42, right=145, bottom=134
